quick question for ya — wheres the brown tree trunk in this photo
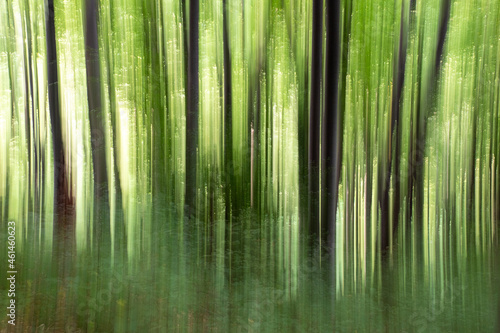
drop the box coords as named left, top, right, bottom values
left=46, top=1, right=76, bottom=329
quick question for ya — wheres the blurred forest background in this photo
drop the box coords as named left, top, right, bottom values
left=0, top=0, right=499, bottom=331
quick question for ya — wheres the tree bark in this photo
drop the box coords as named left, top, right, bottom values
left=381, top=1, right=408, bottom=251
left=308, top=0, right=323, bottom=239
left=322, top=0, right=341, bottom=248
left=46, top=1, right=76, bottom=329
left=47, top=0, right=70, bottom=210
left=185, top=0, right=200, bottom=218
left=223, top=0, right=232, bottom=218
left=409, top=0, right=451, bottom=254
left=85, top=0, right=107, bottom=200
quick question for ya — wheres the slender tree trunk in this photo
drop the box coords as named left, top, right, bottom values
left=47, top=0, right=68, bottom=209
left=85, top=0, right=107, bottom=199
left=391, top=2, right=408, bottom=247
left=406, top=0, right=451, bottom=258
left=84, top=0, right=111, bottom=259
left=46, top=0, right=75, bottom=242
left=435, top=0, right=451, bottom=74
left=185, top=0, right=199, bottom=219
left=24, top=0, right=35, bottom=210
left=381, top=1, right=408, bottom=251
left=322, top=0, right=341, bottom=247
left=309, top=0, right=323, bottom=239
left=84, top=2, right=112, bottom=315
left=223, top=0, right=233, bottom=220
left=322, top=4, right=341, bottom=325
left=46, top=1, right=75, bottom=329
left=413, top=0, right=452, bottom=228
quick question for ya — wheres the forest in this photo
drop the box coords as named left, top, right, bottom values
left=1, top=0, right=499, bottom=331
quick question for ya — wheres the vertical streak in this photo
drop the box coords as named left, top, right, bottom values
left=308, top=0, right=323, bottom=238
left=391, top=0, right=408, bottom=249
left=223, top=0, right=233, bottom=218
left=185, top=0, right=199, bottom=217
left=85, top=0, right=107, bottom=198
left=322, top=0, right=341, bottom=248
left=46, top=0, right=65, bottom=208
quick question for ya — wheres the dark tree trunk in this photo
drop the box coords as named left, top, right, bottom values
left=409, top=0, right=451, bottom=255
left=435, top=0, right=451, bottom=73
left=46, top=1, right=76, bottom=329
left=322, top=0, right=341, bottom=248
left=337, top=0, right=353, bottom=240
left=391, top=2, right=408, bottom=246
left=24, top=0, right=35, bottom=207
left=308, top=0, right=323, bottom=239
left=84, top=0, right=113, bottom=294
left=322, top=6, right=341, bottom=326
left=380, top=8, right=409, bottom=330
left=47, top=0, right=70, bottom=210
left=185, top=0, right=200, bottom=219
left=84, top=0, right=107, bottom=199
left=223, top=0, right=233, bottom=220
left=380, top=2, right=408, bottom=251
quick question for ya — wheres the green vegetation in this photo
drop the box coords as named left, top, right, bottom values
left=0, top=0, right=499, bottom=331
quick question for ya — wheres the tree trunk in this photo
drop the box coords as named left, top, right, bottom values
left=381, top=1, right=408, bottom=251
left=46, top=1, right=76, bottom=329
left=85, top=0, right=107, bottom=199
left=47, top=0, right=69, bottom=210
left=223, top=0, right=233, bottom=219
left=308, top=0, right=323, bottom=239
left=413, top=0, right=452, bottom=235
left=322, top=0, right=341, bottom=248
left=84, top=0, right=111, bottom=258
left=185, top=0, right=200, bottom=219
